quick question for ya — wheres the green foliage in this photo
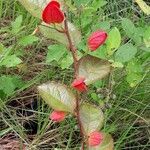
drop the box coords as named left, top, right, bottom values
left=11, top=15, right=23, bottom=35
left=0, top=45, right=22, bottom=68
left=18, top=35, right=39, bottom=46
left=37, top=82, right=76, bottom=113
left=106, top=27, right=121, bottom=55
left=46, top=44, right=67, bottom=63
left=115, top=43, right=137, bottom=63
left=79, top=103, right=104, bottom=134
left=0, top=75, right=24, bottom=97
left=78, top=55, right=111, bottom=85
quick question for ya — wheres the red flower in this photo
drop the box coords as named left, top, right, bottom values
left=42, top=0, right=64, bottom=24
left=88, top=131, right=103, bottom=147
left=50, top=110, right=66, bottom=122
left=71, top=77, right=87, bottom=92
left=88, top=30, right=108, bottom=51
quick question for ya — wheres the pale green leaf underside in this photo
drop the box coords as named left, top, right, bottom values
left=37, top=82, right=76, bottom=113
left=88, top=133, right=114, bottom=150
left=78, top=55, right=111, bottom=85
left=39, top=22, right=82, bottom=47
left=79, top=103, right=104, bottom=135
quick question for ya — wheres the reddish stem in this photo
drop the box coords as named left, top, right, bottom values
left=64, top=18, right=85, bottom=150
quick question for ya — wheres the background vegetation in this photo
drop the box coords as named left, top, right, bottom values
left=0, top=0, right=150, bottom=149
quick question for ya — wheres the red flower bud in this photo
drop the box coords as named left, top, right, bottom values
left=50, top=111, right=66, bottom=122
left=88, top=131, right=103, bottom=147
left=88, top=30, right=108, bottom=51
left=71, top=77, right=87, bottom=92
left=42, top=1, right=64, bottom=24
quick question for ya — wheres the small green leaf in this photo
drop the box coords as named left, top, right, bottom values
left=0, top=54, right=22, bottom=68
left=46, top=44, right=67, bottom=63
left=88, top=133, right=114, bottom=150
left=122, top=18, right=136, bottom=38
left=144, top=26, right=150, bottom=48
left=37, top=82, right=76, bottom=113
left=0, top=75, right=24, bottom=96
left=79, top=103, right=104, bottom=135
left=18, top=35, right=39, bottom=46
left=106, top=27, right=121, bottom=55
left=115, top=43, right=137, bottom=63
left=11, top=15, right=23, bottom=34
left=126, top=59, right=143, bottom=87
left=78, top=55, right=111, bottom=85
left=59, top=53, right=73, bottom=69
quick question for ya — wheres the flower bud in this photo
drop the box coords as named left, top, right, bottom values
left=88, top=30, right=108, bottom=51
left=50, top=110, right=66, bottom=122
left=88, top=131, right=103, bottom=146
left=42, top=1, right=64, bottom=24
left=71, top=77, right=87, bottom=92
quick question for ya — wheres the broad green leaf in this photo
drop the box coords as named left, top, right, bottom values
left=39, top=22, right=82, bottom=47
left=0, top=75, right=24, bottom=96
left=46, top=44, right=67, bottom=63
left=18, top=35, right=39, bottom=46
left=115, top=43, right=137, bottom=63
left=78, top=55, right=111, bottom=85
left=59, top=53, right=73, bottom=69
left=135, top=0, right=150, bottom=15
left=106, top=27, right=121, bottom=55
left=88, top=133, right=114, bottom=150
left=79, top=103, right=104, bottom=135
left=37, top=82, right=76, bottom=113
left=11, top=15, right=23, bottom=34
left=126, top=60, right=143, bottom=87
left=0, top=54, right=22, bottom=68
left=122, top=18, right=136, bottom=38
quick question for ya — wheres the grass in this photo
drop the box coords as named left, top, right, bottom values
left=0, top=0, right=150, bottom=149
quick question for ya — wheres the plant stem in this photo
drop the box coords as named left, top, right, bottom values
left=64, top=18, right=85, bottom=150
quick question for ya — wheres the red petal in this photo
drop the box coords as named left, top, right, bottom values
left=71, top=77, right=87, bottom=92
left=50, top=111, right=66, bottom=122
left=88, top=131, right=103, bottom=147
left=49, top=0, right=60, bottom=8
left=42, top=2, right=64, bottom=24
left=88, top=30, right=108, bottom=51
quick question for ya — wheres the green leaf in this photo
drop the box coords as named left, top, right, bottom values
left=144, top=26, right=150, bottom=48
left=0, top=75, right=24, bottom=96
left=37, top=82, right=76, bottom=113
left=126, top=60, right=143, bottom=87
left=79, top=103, right=104, bottom=135
left=18, top=35, right=39, bottom=46
left=115, top=43, right=137, bottom=63
left=88, top=133, right=114, bottom=150
left=78, top=55, right=111, bottom=85
left=0, top=54, right=22, bottom=68
left=135, top=0, right=150, bottom=15
left=39, top=22, right=82, bottom=47
left=122, top=18, right=136, bottom=38
left=46, top=44, right=67, bottom=63
left=59, top=53, right=73, bottom=69
left=106, top=27, right=121, bottom=55
left=11, top=15, right=23, bottom=34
